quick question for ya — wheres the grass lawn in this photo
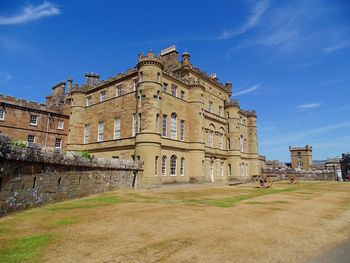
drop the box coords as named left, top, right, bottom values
left=0, top=181, right=350, bottom=262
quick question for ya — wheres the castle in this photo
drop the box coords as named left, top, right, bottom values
left=0, top=46, right=260, bottom=186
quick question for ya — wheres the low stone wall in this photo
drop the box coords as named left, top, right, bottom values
left=0, top=136, right=142, bottom=215
left=262, top=169, right=337, bottom=181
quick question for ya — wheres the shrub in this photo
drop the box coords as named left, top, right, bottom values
left=11, top=140, right=28, bottom=148
left=81, top=150, right=92, bottom=159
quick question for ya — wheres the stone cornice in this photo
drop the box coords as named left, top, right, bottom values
left=0, top=102, right=69, bottom=119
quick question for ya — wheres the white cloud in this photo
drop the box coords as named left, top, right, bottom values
left=0, top=2, right=61, bottom=25
left=297, top=103, right=321, bottom=109
left=218, top=0, right=269, bottom=40
left=0, top=71, right=12, bottom=83
left=323, top=40, right=350, bottom=53
left=235, top=84, right=259, bottom=96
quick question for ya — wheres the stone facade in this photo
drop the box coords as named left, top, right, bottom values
left=289, top=145, right=313, bottom=170
left=0, top=87, right=70, bottom=149
left=68, top=47, right=260, bottom=186
left=1, top=46, right=260, bottom=186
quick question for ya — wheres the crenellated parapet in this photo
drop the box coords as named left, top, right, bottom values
left=137, top=51, right=164, bottom=70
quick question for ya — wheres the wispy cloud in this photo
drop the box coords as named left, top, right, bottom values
left=0, top=2, right=61, bottom=25
left=297, top=103, right=321, bottom=109
left=323, top=40, right=350, bottom=53
left=0, top=71, right=12, bottom=83
left=235, top=84, right=259, bottom=96
left=262, top=122, right=350, bottom=146
left=218, top=0, right=269, bottom=40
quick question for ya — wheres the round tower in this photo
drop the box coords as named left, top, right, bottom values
left=67, top=89, right=86, bottom=151
left=135, top=51, right=163, bottom=185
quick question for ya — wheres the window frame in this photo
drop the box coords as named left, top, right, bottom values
left=170, top=155, right=177, bottom=176
left=97, top=121, right=104, bottom=142
left=0, top=109, right=5, bottom=120
left=55, top=138, right=62, bottom=148
left=114, top=118, right=121, bottom=139
left=29, top=114, right=38, bottom=126
left=84, top=124, right=89, bottom=144
left=28, top=134, right=35, bottom=143
left=100, top=90, right=106, bottom=102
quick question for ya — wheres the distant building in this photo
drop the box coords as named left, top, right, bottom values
left=340, top=153, right=350, bottom=180
left=325, top=158, right=342, bottom=181
left=289, top=145, right=312, bottom=170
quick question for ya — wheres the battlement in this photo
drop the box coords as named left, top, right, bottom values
left=240, top=109, right=257, bottom=117
left=0, top=94, right=47, bottom=110
left=224, top=99, right=240, bottom=108
left=289, top=145, right=313, bottom=152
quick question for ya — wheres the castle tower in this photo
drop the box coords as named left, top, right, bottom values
left=67, top=89, right=86, bottom=149
left=135, top=51, right=163, bottom=185
left=246, top=111, right=259, bottom=175
left=289, top=145, right=313, bottom=170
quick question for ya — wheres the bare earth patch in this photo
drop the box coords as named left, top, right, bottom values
left=1, top=181, right=350, bottom=263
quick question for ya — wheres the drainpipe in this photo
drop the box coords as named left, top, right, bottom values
left=45, top=114, right=51, bottom=147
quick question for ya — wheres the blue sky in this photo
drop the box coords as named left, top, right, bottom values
left=0, top=0, right=349, bottom=161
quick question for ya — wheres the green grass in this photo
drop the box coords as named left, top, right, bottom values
left=52, top=217, right=79, bottom=227
left=78, top=196, right=126, bottom=204
left=0, top=234, right=53, bottom=263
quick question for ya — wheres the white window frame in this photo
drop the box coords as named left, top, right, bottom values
left=98, top=121, right=104, bottom=142
left=55, top=138, right=62, bottom=148
left=180, top=158, right=185, bottom=176
left=28, top=134, right=35, bottom=143
left=100, top=90, right=106, bottom=102
left=116, top=85, right=123, bottom=97
left=170, top=155, right=177, bottom=176
left=161, top=156, right=167, bottom=176
left=86, top=96, right=92, bottom=106
left=30, top=114, right=38, bottom=125
left=84, top=124, right=89, bottom=144
left=114, top=118, right=121, bottom=139
left=171, top=85, right=177, bottom=97
left=170, top=113, right=177, bottom=139
left=162, top=114, right=167, bottom=137
left=180, top=120, right=185, bottom=141
left=0, top=109, right=5, bottom=120
left=57, top=120, right=64, bottom=130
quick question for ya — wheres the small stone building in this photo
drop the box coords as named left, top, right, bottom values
left=289, top=145, right=313, bottom=170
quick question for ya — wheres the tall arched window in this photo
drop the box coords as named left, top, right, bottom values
left=170, top=155, right=177, bottom=176
left=170, top=113, right=177, bottom=139
left=240, top=135, right=244, bottom=152
left=209, top=130, right=214, bottom=147
left=180, top=158, right=185, bottom=176
left=161, top=156, right=167, bottom=176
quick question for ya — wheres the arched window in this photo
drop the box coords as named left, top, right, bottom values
left=161, top=156, right=167, bottom=176
left=180, top=158, right=185, bottom=176
left=219, top=133, right=223, bottom=149
left=240, top=135, right=244, bottom=152
left=170, top=113, right=177, bottom=139
left=170, top=155, right=177, bottom=176
left=209, top=130, right=214, bottom=147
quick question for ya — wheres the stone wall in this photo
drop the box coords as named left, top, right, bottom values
left=0, top=135, right=142, bottom=215
left=262, top=169, right=337, bottom=181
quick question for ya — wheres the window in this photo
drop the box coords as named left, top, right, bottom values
left=219, top=106, right=223, bottom=116
left=245, top=163, right=248, bottom=176
left=170, top=155, right=177, bottom=176
left=171, top=84, right=177, bottom=96
left=180, top=120, right=185, bottom=141
left=30, top=115, right=38, bottom=125
left=55, top=138, right=62, bottom=148
left=100, top=90, right=106, bottom=102
left=180, top=90, right=185, bottom=99
left=138, top=90, right=142, bottom=106
left=162, top=156, right=167, bottom=176
left=240, top=164, right=243, bottom=176
left=170, top=113, right=177, bottom=139
left=28, top=135, right=35, bottom=143
left=133, top=78, right=138, bottom=91
left=240, top=135, right=244, bottom=152
left=228, top=164, right=232, bottom=176
left=57, top=120, right=64, bottom=130
left=156, top=90, right=160, bottom=100
left=227, top=124, right=230, bottom=133
left=163, top=83, right=168, bottom=92
left=219, top=134, right=223, bottom=149
left=114, top=118, right=121, bottom=139
left=210, top=160, right=214, bottom=178
left=157, top=72, right=161, bottom=82
left=240, top=116, right=243, bottom=125
left=208, top=101, right=213, bottom=113
left=116, top=85, right=123, bottom=97
left=156, top=114, right=160, bottom=132
left=220, top=162, right=224, bottom=176
left=84, top=125, right=89, bottom=144
left=0, top=109, right=5, bottom=120
left=138, top=113, right=142, bottom=132
left=98, top=121, right=104, bottom=142
left=132, top=113, right=137, bottom=136
left=228, top=138, right=231, bottom=149
left=162, top=114, right=167, bottom=137
left=155, top=156, right=158, bottom=176
left=209, top=130, right=213, bottom=147
left=86, top=96, right=92, bottom=106
left=140, top=71, right=143, bottom=82
left=180, top=158, right=185, bottom=176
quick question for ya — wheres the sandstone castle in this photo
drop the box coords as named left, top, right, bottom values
left=0, top=46, right=260, bottom=186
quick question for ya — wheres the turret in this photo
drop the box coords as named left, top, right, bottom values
left=67, top=89, right=86, bottom=147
